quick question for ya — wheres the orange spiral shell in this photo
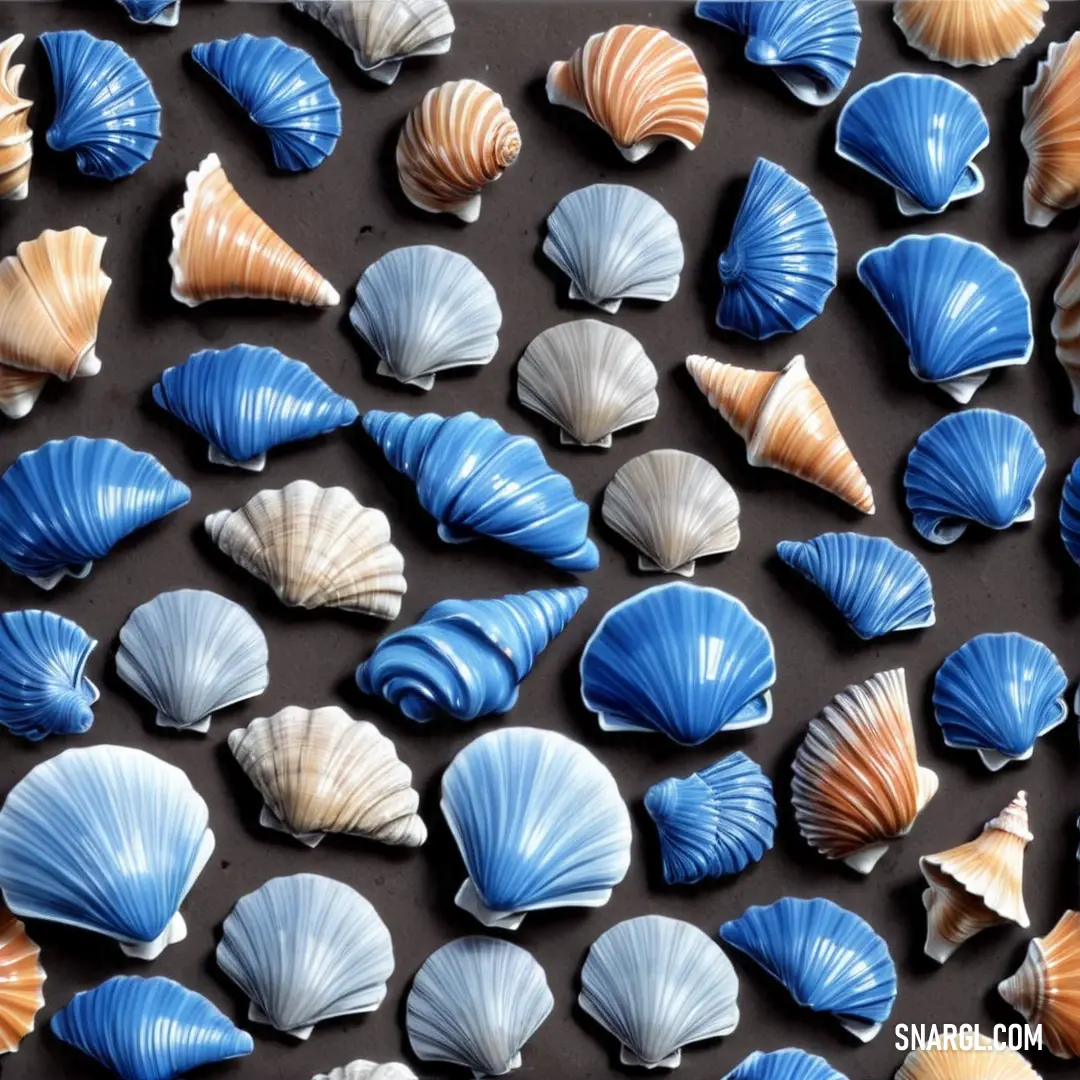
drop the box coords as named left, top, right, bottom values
left=0, top=905, right=45, bottom=1053
left=0, top=34, right=32, bottom=202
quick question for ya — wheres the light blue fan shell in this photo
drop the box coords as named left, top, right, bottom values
left=51, top=975, right=253, bottom=1080
left=191, top=34, right=342, bottom=172
left=579, top=582, right=776, bottom=746
left=722, top=1049, right=850, bottom=1080
left=115, top=0, right=180, bottom=27
left=40, top=30, right=162, bottom=180
left=357, top=586, right=588, bottom=722
left=1060, top=457, right=1080, bottom=568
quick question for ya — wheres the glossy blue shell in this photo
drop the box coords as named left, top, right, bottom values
left=857, top=235, right=1032, bottom=403
left=579, top=583, right=776, bottom=746
left=357, top=587, right=588, bottom=722
left=191, top=34, right=341, bottom=172
left=363, top=410, right=598, bottom=572
left=1062, top=457, right=1080, bottom=567
left=776, top=532, right=935, bottom=640
left=722, top=1049, right=850, bottom=1080
left=116, top=0, right=180, bottom=26
left=644, top=751, right=776, bottom=885
left=903, top=410, right=1045, bottom=545
left=40, top=30, right=161, bottom=180
left=51, top=976, right=253, bottom=1080
left=835, top=73, right=989, bottom=215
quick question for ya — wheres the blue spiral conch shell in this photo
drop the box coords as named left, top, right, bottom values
left=695, top=0, right=861, bottom=106
left=835, top=73, right=989, bottom=215
left=40, top=30, right=161, bottom=180
left=191, top=35, right=342, bottom=172
left=1061, top=457, right=1080, bottom=566
left=903, top=410, right=1045, bottom=545
left=719, top=896, right=896, bottom=1042
left=51, top=976, right=253, bottom=1080
left=857, top=234, right=1032, bottom=403
left=0, top=745, right=214, bottom=959
left=356, top=586, right=588, bottom=722
left=0, top=437, right=191, bottom=589
left=115, top=0, right=180, bottom=27
left=722, top=1049, right=850, bottom=1080
left=0, top=610, right=98, bottom=741
left=776, top=532, right=935, bottom=640
left=644, top=751, right=776, bottom=885
left=363, top=410, right=599, bottom=572
left=933, top=632, right=1067, bottom=771
left=441, top=726, right=632, bottom=929
left=580, top=583, right=776, bottom=746
left=153, top=344, right=358, bottom=471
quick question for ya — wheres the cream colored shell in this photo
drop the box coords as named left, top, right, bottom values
left=894, top=0, right=1046, bottom=67
left=895, top=1039, right=1042, bottom=1080
left=0, top=905, right=44, bottom=1053
left=0, top=34, right=32, bottom=201
left=1051, top=239, right=1080, bottom=411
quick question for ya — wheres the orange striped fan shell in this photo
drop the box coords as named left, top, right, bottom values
left=0, top=905, right=45, bottom=1052
left=895, top=1040, right=1041, bottom=1080
left=1052, top=238, right=1080, bottom=411
left=894, top=0, right=1046, bottom=68
left=0, top=34, right=32, bottom=201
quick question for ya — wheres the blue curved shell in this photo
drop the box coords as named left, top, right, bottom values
left=363, top=410, right=598, bottom=572
left=153, top=344, right=358, bottom=471
left=115, top=0, right=180, bottom=27
left=857, top=235, right=1032, bottom=403
left=580, top=583, right=776, bottom=746
left=191, top=34, right=341, bottom=172
left=0, top=437, right=191, bottom=589
left=357, top=586, right=588, bottom=722
left=644, top=751, right=776, bottom=885
left=722, top=1049, right=850, bottom=1080
left=40, top=30, right=161, bottom=180
left=1062, top=457, right=1080, bottom=566
left=776, top=532, right=935, bottom=640
left=903, top=410, right=1045, bottom=545
left=719, top=897, right=897, bottom=1042
left=51, top=976, right=253, bottom=1080
left=836, top=73, right=989, bottom=215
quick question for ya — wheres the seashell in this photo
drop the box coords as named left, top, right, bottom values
left=153, top=344, right=358, bottom=471
left=216, top=873, right=393, bottom=1040
left=363, top=410, right=599, bottom=572
left=356, top=587, right=588, bottom=723
left=0, top=35, right=32, bottom=201
left=580, top=583, right=776, bottom=745
left=0, top=609, right=98, bottom=741
left=895, top=1041, right=1041, bottom=1080
left=396, top=79, right=519, bottom=222
left=0, top=437, right=190, bottom=590
left=644, top=751, right=776, bottom=885
left=903, top=409, right=1045, bottom=545
left=543, top=184, right=683, bottom=313
left=716, top=157, right=837, bottom=340
left=579, top=914, right=740, bottom=1069
left=0, top=745, right=214, bottom=959
left=686, top=353, right=875, bottom=514
left=315, top=1065, right=418, bottom=1080
left=192, top=35, right=341, bottom=172
left=115, top=0, right=181, bottom=26
left=920, top=791, right=1032, bottom=963
left=170, top=152, right=339, bottom=307
left=1052, top=241, right=1080, bottom=411
left=116, top=589, right=269, bottom=733
left=0, top=905, right=44, bottom=1053
left=441, top=726, right=632, bottom=929
left=546, top=26, right=708, bottom=162
left=720, top=896, right=896, bottom=1041
left=0, top=369, right=49, bottom=422
left=406, top=936, right=553, bottom=1076
left=40, top=30, right=161, bottom=181
left=723, top=1049, right=850, bottom=1080
left=894, top=0, right=1046, bottom=67
left=793, top=669, right=939, bottom=874
left=205, top=480, right=406, bottom=618
left=517, top=320, right=658, bottom=447
left=1062, top=457, right=1080, bottom=565
left=836, top=73, right=989, bottom=216
left=350, top=245, right=501, bottom=390
left=228, top=705, right=426, bottom=848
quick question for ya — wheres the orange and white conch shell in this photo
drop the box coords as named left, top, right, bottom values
left=1051, top=239, right=1080, bottom=411
left=0, top=904, right=45, bottom=1053
left=893, top=0, right=1047, bottom=68
left=0, top=34, right=31, bottom=202
left=546, top=25, right=708, bottom=162
left=685, top=353, right=875, bottom=514
left=895, top=1038, right=1042, bottom=1080
left=170, top=153, right=339, bottom=307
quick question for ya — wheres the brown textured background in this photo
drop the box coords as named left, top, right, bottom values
left=2, top=1, right=1080, bottom=1078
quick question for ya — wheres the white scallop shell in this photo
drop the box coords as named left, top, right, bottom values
left=313, top=1064, right=417, bottom=1080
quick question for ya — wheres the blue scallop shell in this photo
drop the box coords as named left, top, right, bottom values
left=579, top=583, right=776, bottom=746
left=0, top=610, right=98, bottom=741
left=363, top=410, right=599, bottom=572
left=644, top=751, right=776, bottom=885
left=695, top=0, right=861, bottom=106
left=191, top=34, right=341, bottom=172
left=0, top=437, right=191, bottom=589
left=857, top=235, right=1032, bottom=403
left=1062, top=457, right=1080, bottom=567
left=51, top=976, right=253, bottom=1080
left=835, top=73, right=989, bottom=215
left=357, top=586, right=588, bottom=722
left=153, top=344, right=358, bottom=471
left=719, top=897, right=896, bottom=1042
left=776, top=532, right=935, bottom=640
left=933, top=632, right=1067, bottom=771
left=115, top=0, right=180, bottom=27
left=903, top=410, right=1045, bottom=545
left=40, top=30, right=161, bottom=180
left=722, top=1049, right=850, bottom=1080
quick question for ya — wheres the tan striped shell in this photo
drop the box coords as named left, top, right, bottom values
left=0, top=34, right=31, bottom=201
left=1051, top=239, right=1080, bottom=411
left=894, top=0, right=1046, bottom=68
left=895, top=1040, right=1042, bottom=1080
left=0, top=905, right=44, bottom=1053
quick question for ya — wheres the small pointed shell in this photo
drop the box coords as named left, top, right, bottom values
left=1052, top=240, right=1080, bottom=412
left=895, top=1040, right=1043, bottom=1080
left=894, top=0, right=1046, bottom=68
left=0, top=34, right=32, bottom=201
left=0, top=905, right=45, bottom=1052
